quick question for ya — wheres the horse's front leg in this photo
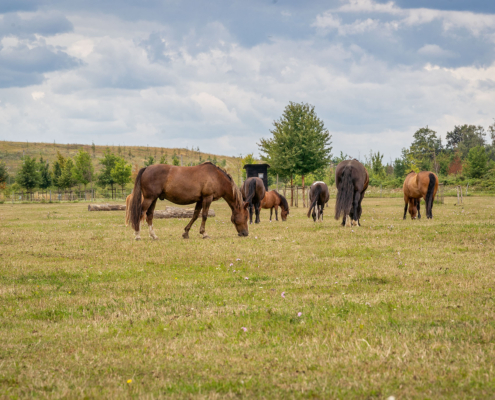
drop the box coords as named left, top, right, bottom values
left=320, top=204, right=324, bottom=221
left=182, top=201, right=202, bottom=239
left=417, top=199, right=421, bottom=219
left=275, top=205, right=278, bottom=221
left=249, top=203, right=254, bottom=224
left=135, top=197, right=154, bottom=240
left=199, top=195, right=213, bottom=238
left=270, top=207, right=273, bottom=221
left=146, top=199, right=159, bottom=239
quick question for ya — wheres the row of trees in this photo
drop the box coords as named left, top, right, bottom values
left=7, top=149, right=132, bottom=193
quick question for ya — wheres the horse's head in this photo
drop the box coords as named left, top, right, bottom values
left=281, top=207, right=289, bottom=221
left=231, top=202, right=249, bottom=236
left=409, top=199, right=418, bottom=219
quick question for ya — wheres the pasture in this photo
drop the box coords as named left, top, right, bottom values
left=0, top=197, right=494, bottom=399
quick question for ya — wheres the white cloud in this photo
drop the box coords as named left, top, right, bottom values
left=31, top=91, right=45, bottom=100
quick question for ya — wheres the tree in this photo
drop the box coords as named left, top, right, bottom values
left=488, top=120, right=495, bottom=146
left=91, top=142, right=96, bottom=158
left=97, top=149, right=118, bottom=190
left=0, top=161, right=9, bottom=189
left=172, top=154, right=180, bottom=166
left=144, top=155, right=155, bottom=167
left=58, top=158, right=77, bottom=190
left=111, top=158, right=132, bottom=191
left=241, top=154, right=257, bottom=180
left=332, top=151, right=350, bottom=165
left=448, top=151, right=463, bottom=175
left=38, top=156, right=52, bottom=189
left=366, top=150, right=385, bottom=179
left=410, top=127, right=442, bottom=172
left=73, top=149, right=94, bottom=189
left=16, top=156, right=39, bottom=191
left=52, top=151, right=66, bottom=188
left=258, top=102, right=332, bottom=204
left=466, top=146, right=488, bottom=178
left=393, top=157, right=408, bottom=179
left=159, top=154, right=168, bottom=164
left=446, top=125, right=486, bottom=157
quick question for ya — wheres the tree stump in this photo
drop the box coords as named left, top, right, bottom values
left=88, top=204, right=215, bottom=218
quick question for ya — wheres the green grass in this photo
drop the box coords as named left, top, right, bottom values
left=0, top=197, right=494, bottom=399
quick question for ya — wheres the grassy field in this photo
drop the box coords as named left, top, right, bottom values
left=0, top=196, right=494, bottom=399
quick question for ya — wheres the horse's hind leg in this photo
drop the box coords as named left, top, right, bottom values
left=417, top=199, right=421, bottom=219
left=270, top=207, right=273, bottom=221
left=254, top=202, right=261, bottom=224
left=135, top=197, right=154, bottom=240
left=248, top=203, right=254, bottom=224
left=146, top=198, right=159, bottom=240
left=275, top=205, right=278, bottom=221
left=320, top=203, right=324, bottom=221
left=183, top=201, right=202, bottom=239
left=199, top=195, right=213, bottom=238
left=403, top=198, right=408, bottom=220
left=351, top=192, right=360, bottom=227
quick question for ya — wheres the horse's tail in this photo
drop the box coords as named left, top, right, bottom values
left=244, top=178, right=257, bottom=205
left=335, top=166, right=354, bottom=220
left=130, top=168, right=146, bottom=231
left=278, top=192, right=289, bottom=214
left=425, top=173, right=436, bottom=217
left=307, top=185, right=322, bottom=218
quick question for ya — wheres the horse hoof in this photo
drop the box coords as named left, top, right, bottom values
left=150, top=235, right=159, bottom=240
left=135, top=236, right=141, bottom=241
left=203, top=235, right=210, bottom=239
left=182, top=233, right=189, bottom=239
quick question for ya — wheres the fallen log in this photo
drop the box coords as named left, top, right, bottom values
left=88, top=204, right=126, bottom=211
left=88, top=204, right=215, bottom=218
left=154, top=206, right=215, bottom=219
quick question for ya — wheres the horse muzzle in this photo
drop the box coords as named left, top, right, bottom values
left=238, top=231, right=249, bottom=237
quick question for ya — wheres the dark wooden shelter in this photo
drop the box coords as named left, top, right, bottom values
left=243, top=163, right=270, bottom=190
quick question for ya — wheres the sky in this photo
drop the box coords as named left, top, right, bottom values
left=1, top=0, right=495, bottom=161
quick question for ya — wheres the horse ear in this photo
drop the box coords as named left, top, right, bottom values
left=243, top=202, right=249, bottom=210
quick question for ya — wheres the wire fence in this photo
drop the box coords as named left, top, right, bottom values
left=4, top=188, right=132, bottom=203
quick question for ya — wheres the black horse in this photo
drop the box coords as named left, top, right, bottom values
left=334, top=159, right=369, bottom=227
left=307, top=181, right=330, bottom=222
left=241, top=177, right=266, bottom=224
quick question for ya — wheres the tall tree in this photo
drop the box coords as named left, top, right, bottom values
left=38, top=156, right=52, bottom=189
left=111, top=158, right=132, bottom=191
left=73, top=149, right=94, bottom=189
left=97, top=149, right=118, bottom=190
left=16, top=156, right=39, bottom=191
left=52, top=151, right=66, bottom=188
left=466, top=146, right=488, bottom=178
left=258, top=102, right=332, bottom=205
left=446, top=125, right=486, bottom=157
left=410, top=127, right=442, bottom=172
left=58, top=158, right=77, bottom=190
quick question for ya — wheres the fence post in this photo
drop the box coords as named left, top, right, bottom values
left=380, top=184, right=382, bottom=198
left=456, top=186, right=460, bottom=204
left=460, top=186, right=463, bottom=204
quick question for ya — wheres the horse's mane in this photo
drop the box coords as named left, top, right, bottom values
left=406, top=170, right=415, bottom=175
left=202, top=162, right=244, bottom=206
left=276, top=191, right=289, bottom=211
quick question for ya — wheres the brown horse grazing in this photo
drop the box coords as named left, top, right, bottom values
left=129, top=162, right=249, bottom=240
left=334, top=159, right=369, bottom=227
left=307, top=181, right=329, bottom=222
left=125, top=192, right=144, bottom=227
left=403, top=171, right=439, bottom=220
left=241, top=177, right=266, bottom=224
left=261, top=190, right=289, bottom=221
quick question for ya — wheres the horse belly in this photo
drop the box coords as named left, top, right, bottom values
left=162, top=184, right=203, bottom=205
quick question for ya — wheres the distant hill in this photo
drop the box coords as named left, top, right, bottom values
left=0, top=140, right=244, bottom=185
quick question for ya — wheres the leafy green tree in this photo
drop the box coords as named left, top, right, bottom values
left=393, top=157, right=408, bottom=179
left=73, top=149, right=94, bottom=189
left=172, top=155, right=180, bottom=166
left=0, top=161, right=9, bottom=187
left=91, top=142, right=96, bottom=158
left=16, top=156, right=39, bottom=191
left=258, top=102, right=332, bottom=196
left=52, top=151, right=66, bottom=188
left=111, top=158, right=132, bottom=191
left=144, top=155, right=155, bottom=167
left=366, top=151, right=385, bottom=178
left=38, top=156, right=52, bottom=189
left=466, top=146, right=488, bottom=178
left=159, top=154, right=168, bottom=164
left=58, top=158, right=77, bottom=190
left=489, top=120, right=495, bottom=146
left=97, top=149, right=118, bottom=190
left=446, top=125, right=486, bottom=157
left=410, top=127, right=442, bottom=171
left=332, top=151, right=350, bottom=165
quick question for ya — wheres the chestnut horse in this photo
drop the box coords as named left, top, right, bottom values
left=129, top=162, right=249, bottom=240
left=334, top=159, right=369, bottom=227
left=403, top=171, right=439, bottom=220
left=307, top=181, right=329, bottom=222
left=261, top=190, right=289, bottom=221
left=241, top=177, right=266, bottom=224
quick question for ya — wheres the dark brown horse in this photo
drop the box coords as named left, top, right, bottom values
left=129, top=162, right=249, bottom=240
left=403, top=171, right=439, bottom=220
left=334, top=159, right=369, bottom=227
left=241, top=177, right=266, bottom=224
left=261, top=190, right=289, bottom=221
left=307, top=181, right=329, bottom=222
